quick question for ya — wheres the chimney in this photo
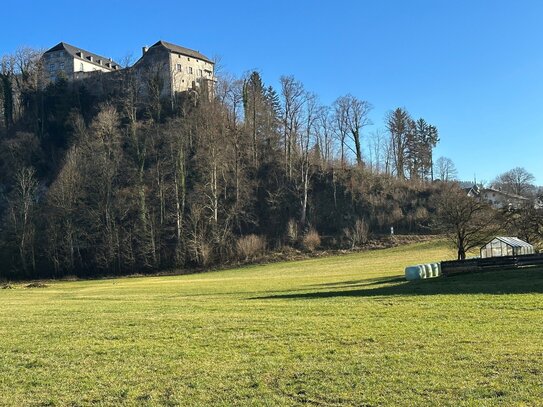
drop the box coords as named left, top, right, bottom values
left=142, top=46, right=149, bottom=55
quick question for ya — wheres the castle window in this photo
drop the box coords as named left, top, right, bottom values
left=188, top=67, right=193, bottom=74
left=176, top=63, right=182, bottom=72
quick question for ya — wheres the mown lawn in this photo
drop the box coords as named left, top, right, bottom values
left=1, top=240, right=542, bottom=406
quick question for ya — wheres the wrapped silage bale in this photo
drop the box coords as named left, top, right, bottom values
left=424, top=264, right=432, bottom=278
left=432, top=263, right=441, bottom=277
left=405, top=262, right=441, bottom=280
left=405, top=265, right=423, bottom=280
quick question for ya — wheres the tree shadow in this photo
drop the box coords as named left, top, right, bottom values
left=253, top=268, right=543, bottom=300
left=311, top=276, right=406, bottom=288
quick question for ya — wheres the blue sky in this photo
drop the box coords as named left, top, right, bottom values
left=2, top=0, right=542, bottom=184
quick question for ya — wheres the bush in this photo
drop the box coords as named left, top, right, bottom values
left=286, top=218, right=298, bottom=244
left=343, top=218, right=370, bottom=249
left=236, top=234, right=266, bottom=260
left=303, top=228, right=321, bottom=252
left=189, top=240, right=212, bottom=267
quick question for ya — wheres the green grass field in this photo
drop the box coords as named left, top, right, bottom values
left=1, top=241, right=542, bottom=406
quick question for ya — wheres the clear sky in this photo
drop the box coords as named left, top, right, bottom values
left=2, top=0, right=542, bottom=184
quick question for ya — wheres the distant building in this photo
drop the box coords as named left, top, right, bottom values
left=132, top=40, right=215, bottom=98
left=41, top=42, right=121, bottom=83
left=466, top=185, right=530, bottom=210
left=480, top=237, right=534, bottom=258
left=41, top=40, right=214, bottom=100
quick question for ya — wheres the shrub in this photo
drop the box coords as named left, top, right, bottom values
left=236, top=234, right=266, bottom=260
left=286, top=219, right=298, bottom=244
left=303, top=228, right=321, bottom=252
left=344, top=218, right=370, bottom=249
left=198, top=243, right=212, bottom=267
left=189, top=240, right=212, bottom=267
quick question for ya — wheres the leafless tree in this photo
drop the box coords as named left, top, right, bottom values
left=433, top=183, right=501, bottom=260
left=315, top=106, right=334, bottom=167
left=434, top=156, right=458, bottom=181
left=298, top=92, right=320, bottom=225
left=8, top=167, right=38, bottom=274
left=332, top=97, right=349, bottom=168
left=45, top=147, right=83, bottom=274
left=333, top=94, right=372, bottom=166
left=368, top=129, right=389, bottom=173
left=493, top=167, right=535, bottom=197
left=280, top=76, right=305, bottom=178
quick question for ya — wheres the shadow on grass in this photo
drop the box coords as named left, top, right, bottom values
left=253, top=269, right=543, bottom=300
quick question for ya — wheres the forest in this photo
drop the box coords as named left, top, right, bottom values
left=0, top=48, right=537, bottom=279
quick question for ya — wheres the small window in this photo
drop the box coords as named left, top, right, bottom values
left=176, top=63, right=182, bottom=72
left=198, top=69, right=202, bottom=76
left=60, top=62, right=65, bottom=69
left=187, top=57, right=190, bottom=61
left=188, top=67, right=193, bottom=74
left=49, top=64, right=55, bottom=72
left=80, top=63, right=84, bottom=71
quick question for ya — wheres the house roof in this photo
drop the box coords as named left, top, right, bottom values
left=150, top=40, right=214, bottom=64
left=482, top=187, right=529, bottom=201
left=44, top=42, right=121, bottom=70
left=485, top=236, right=533, bottom=249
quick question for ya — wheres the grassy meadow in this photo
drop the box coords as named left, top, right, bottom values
left=1, top=240, right=543, bottom=406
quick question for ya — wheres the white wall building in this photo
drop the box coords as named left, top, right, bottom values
left=42, top=42, right=120, bottom=83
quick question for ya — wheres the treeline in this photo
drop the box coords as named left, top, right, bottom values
left=0, top=49, right=444, bottom=279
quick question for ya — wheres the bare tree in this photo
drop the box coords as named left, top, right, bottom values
left=8, top=167, right=38, bottom=274
left=433, top=184, right=501, bottom=260
left=493, top=167, right=535, bottom=197
left=502, top=203, right=543, bottom=244
left=45, top=147, right=83, bottom=274
left=280, top=76, right=305, bottom=178
left=332, top=97, right=349, bottom=168
left=368, top=129, right=389, bottom=173
left=298, top=92, right=320, bottom=225
left=434, top=156, right=458, bottom=181
left=315, top=106, right=334, bottom=167
left=333, top=94, right=372, bottom=166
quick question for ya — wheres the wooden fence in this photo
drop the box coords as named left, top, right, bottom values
left=441, top=253, right=543, bottom=277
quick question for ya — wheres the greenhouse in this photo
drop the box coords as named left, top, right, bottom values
left=480, top=237, right=534, bottom=258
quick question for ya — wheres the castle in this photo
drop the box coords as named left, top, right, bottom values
left=42, top=40, right=215, bottom=98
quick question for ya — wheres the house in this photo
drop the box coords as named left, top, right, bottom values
left=41, top=42, right=121, bottom=83
left=466, top=185, right=530, bottom=210
left=132, top=40, right=215, bottom=98
left=480, top=237, right=534, bottom=258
